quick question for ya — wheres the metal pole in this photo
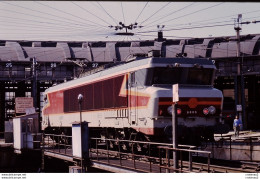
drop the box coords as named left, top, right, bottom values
left=166, top=148, right=169, bottom=173
left=96, top=138, right=99, bottom=161
left=41, top=133, right=45, bottom=172
left=234, top=14, right=246, bottom=129
left=64, top=136, right=66, bottom=154
left=106, top=140, right=109, bottom=163
left=172, top=102, right=178, bottom=171
left=78, top=94, right=84, bottom=172
left=58, top=135, right=60, bottom=153
left=159, top=148, right=162, bottom=173
left=180, top=151, right=183, bottom=172
left=189, top=151, right=192, bottom=171
left=250, top=137, right=252, bottom=162
left=230, top=136, right=232, bottom=160
left=207, top=153, right=211, bottom=173
left=52, top=134, right=54, bottom=151
left=149, top=143, right=152, bottom=172
left=119, top=141, right=122, bottom=166
left=32, top=57, right=37, bottom=108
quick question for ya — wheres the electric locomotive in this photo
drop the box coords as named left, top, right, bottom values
left=42, top=57, right=224, bottom=145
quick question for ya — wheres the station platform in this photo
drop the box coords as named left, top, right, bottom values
left=199, top=130, right=260, bottom=163
left=214, top=130, right=260, bottom=141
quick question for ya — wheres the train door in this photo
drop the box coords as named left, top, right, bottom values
left=128, top=72, right=137, bottom=125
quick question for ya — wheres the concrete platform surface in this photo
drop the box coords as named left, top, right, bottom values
left=214, top=130, right=260, bottom=141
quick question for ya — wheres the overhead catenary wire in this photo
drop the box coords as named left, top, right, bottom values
left=163, top=19, right=234, bottom=30
left=135, top=33, right=193, bottom=39
left=137, top=16, right=260, bottom=35
left=135, top=7, right=260, bottom=34
left=34, top=1, right=107, bottom=28
left=0, top=31, right=115, bottom=42
left=97, top=2, right=119, bottom=26
left=136, top=22, right=235, bottom=34
left=0, top=8, right=101, bottom=29
left=0, top=2, right=114, bottom=40
left=162, top=2, right=224, bottom=24
left=70, top=2, right=112, bottom=26
left=142, top=2, right=196, bottom=28
left=0, top=16, right=106, bottom=32
left=0, top=2, right=105, bottom=29
left=0, top=2, right=260, bottom=42
left=134, top=2, right=149, bottom=23
left=139, top=2, right=171, bottom=26
left=0, top=29, right=110, bottom=35
left=141, top=2, right=225, bottom=31
left=0, top=19, right=108, bottom=33
left=121, top=2, right=126, bottom=24
left=164, top=9, right=260, bottom=29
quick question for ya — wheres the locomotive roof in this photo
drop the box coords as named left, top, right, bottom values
left=149, top=57, right=214, bottom=65
left=45, top=57, right=215, bottom=93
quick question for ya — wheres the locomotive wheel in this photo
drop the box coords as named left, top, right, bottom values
left=109, top=140, right=114, bottom=149
left=128, top=132, right=149, bottom=154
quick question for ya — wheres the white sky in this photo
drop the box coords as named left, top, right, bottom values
left=0, top=1, right=260, bottom=41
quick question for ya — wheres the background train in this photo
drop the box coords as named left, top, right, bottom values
left=42, top=56, right=225, bottom=145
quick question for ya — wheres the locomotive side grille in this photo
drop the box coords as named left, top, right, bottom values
left=63, top=75, right=127, bottom=113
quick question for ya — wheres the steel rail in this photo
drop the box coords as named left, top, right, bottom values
left=90, top=148, right=257, bottom=173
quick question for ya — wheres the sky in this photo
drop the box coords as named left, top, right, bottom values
left=0, top=1, right=260, bottom=42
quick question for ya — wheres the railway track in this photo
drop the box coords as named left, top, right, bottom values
left=90, top=148, right=258, bottom=173
left=181, top=161, right=256, bottom=173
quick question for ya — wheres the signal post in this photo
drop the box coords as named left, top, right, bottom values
left=172, top=84, right=179, bottom=172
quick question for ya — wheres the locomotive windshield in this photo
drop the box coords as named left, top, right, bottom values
left=146, top=67, right=214, bottom=85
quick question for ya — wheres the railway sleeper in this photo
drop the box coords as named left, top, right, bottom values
left=198, top=166, right=204, bottom=172
left=241, top=161, right=260, bottom=171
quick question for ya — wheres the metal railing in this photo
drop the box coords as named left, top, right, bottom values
left=40, top=134, right=212, bottom=172
left=157, top=146, right=211, bottom=173
left=43, top=134, right=73, bottom=157
left=203, top=135, right=260, bottom=162
left=90, top=137, right=165, bottom=172
left=89, top=137, right=210, bottom=173
left=20, top=132, right=42, bottom=150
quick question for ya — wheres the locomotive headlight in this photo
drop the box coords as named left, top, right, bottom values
left=176, top=108, right=182, bottom=115
left=208, top=106, right=216, bottom=114
left=203, top=108, right=209, bottom=115
left=167, top=106, right=182, bottom=115
left=167, top=106, right=173, bottom=115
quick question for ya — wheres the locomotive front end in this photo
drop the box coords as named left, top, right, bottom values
left=156, top=86, right=223, bottom=144
left=143, top=58, right=224, bottom=144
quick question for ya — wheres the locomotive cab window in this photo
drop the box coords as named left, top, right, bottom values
left=130, top=69, right=148, bottom=87
left=130, top=72, right=135, bottom=87
left=186, top=68, right=213, bottom=85
left=146, top=67, right=214, bottom=86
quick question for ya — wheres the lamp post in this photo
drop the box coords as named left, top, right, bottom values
left=78, top=94, right=83, bottom=124
left=234, top=14, right=246, bottom=129
left=172, top=84, right=179, bottom=172
left=78, top=94, right=83, bottom=172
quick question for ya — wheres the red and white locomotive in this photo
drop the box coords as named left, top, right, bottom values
left=42, top=57, right=223, bottom=144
